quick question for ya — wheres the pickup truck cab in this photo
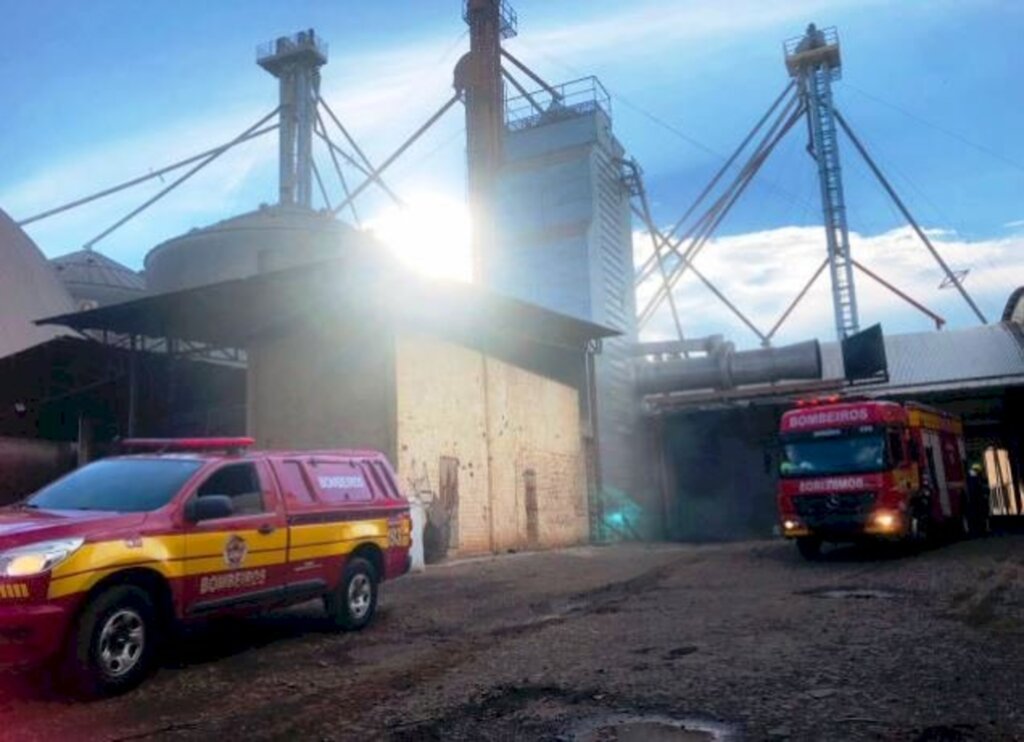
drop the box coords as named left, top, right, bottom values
left=0, top=438, right=411, bottom=695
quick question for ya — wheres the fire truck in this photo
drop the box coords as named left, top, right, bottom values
left=777, top=399, right=979, bottom=559
left=0, top=438, right=411, bottom=695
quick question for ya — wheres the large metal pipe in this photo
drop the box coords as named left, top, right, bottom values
left=634, top=339, right=822, bottom=396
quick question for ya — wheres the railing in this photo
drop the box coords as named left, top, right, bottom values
left=783, top=25, right=839, bottom=58
left=257, top=31, right=329, bottom=64
left=463, top=0, right=518, bottom=39
left=505, top=76, right=612, bottom=132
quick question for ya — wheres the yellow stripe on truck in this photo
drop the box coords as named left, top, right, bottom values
left=288, top=519, right=387, bottom=547
left=287, top=519, right=388, bottom=562
left=47, top=519, right=388, bottom=600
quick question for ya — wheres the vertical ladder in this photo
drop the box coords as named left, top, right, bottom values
left=803, top=65, right=859, bottom=338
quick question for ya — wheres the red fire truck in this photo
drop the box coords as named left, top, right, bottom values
left=777, top=399, right=977, bottom=559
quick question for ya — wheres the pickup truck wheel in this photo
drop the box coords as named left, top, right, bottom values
left=64, top=585, right=157, bottom=697
left=326, top=557, right=378, bottom=631
left=796, top=537, right=822, bottom=561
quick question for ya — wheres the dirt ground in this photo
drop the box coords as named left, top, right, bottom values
left=3, top=534, right=1024, bottom=741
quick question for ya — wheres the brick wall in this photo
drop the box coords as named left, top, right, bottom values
left=394, top=333, right=588, bottom=555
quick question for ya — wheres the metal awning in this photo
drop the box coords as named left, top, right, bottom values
left=38, top=256, right=619, bottom=352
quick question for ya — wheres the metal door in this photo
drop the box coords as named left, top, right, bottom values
left=182, top=461, right=288, bottom=615
left=922, top=431, right=951, bottom=518
left=439, top=456, right=459, bottom=549
left=524, top=469, right=539, bottom=546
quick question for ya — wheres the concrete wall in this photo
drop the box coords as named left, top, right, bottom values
left=247, top=316, right=396, bottom=459
left=393, top=332, right=588, bottom=555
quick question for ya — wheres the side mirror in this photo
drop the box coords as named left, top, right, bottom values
left=186, top=495, right=234, bottom=523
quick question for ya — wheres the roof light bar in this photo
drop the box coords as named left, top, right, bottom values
left=121, top=437, right=255, bottom=452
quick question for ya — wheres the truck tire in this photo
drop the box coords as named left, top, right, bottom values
left=796, top=537, right=822, bottom=561
left=326, top=557, right=378, bottom=631
left=64, top=585, right=158, bottom=697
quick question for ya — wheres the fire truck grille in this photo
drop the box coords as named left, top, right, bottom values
left=794, top=492, right=877, bottom=526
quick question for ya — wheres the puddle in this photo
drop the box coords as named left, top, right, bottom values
left=573, top=714, right=732, bottom=741
left=798, top=586, right=899, bottom=600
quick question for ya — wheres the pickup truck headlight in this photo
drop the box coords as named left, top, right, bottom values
left=0, top=538, right=84, bottom=577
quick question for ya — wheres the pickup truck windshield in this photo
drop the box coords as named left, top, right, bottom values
left=780, top=433, right=886, bottom=478
left=27, top=459, right=203, bottom=513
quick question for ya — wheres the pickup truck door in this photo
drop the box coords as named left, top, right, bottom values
left=268, top=458, right=338, bottom=591
left=181, top=460, right=289, bottom=616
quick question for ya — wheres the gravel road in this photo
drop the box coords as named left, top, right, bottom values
left=3, top=534, right=1023, bottom=741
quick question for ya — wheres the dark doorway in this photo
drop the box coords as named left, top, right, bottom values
left=524, top=468, right=539, bottom=546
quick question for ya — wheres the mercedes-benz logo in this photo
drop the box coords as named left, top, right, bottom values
left=826, top=493, right=841, bottom=510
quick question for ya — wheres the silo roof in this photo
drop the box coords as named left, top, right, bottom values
left=51, top=249, right=146, bottom=294
left=0, top=209, right=76, bottom=358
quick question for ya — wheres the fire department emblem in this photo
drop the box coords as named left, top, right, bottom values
left=224, top=535, right=248, bottom=568
left=826, top=494, right=841, bottom=510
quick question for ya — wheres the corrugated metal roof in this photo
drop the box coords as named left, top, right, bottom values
left=0, top=209, right=76, bottom=358
left=821, top=322, right=1024, bottom=393
left=51, top=249, right=146, bottom=292
left=38, top=254, right=619, bottom=352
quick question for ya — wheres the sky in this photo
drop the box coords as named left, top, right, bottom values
left=2, top=0, right=1023, bottom=348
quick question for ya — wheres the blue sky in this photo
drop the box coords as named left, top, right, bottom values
left=2, top=0, right=1023, bottom=346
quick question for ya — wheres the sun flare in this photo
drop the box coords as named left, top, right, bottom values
left=367, top=193, right=472, bottom=283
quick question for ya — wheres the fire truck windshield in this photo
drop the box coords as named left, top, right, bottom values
left=780, top=432, right=887, bottom=478
left=27, top=459, right=203, bottom=513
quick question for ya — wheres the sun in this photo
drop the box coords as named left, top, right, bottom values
left=366, top=192, right=472, bottom=283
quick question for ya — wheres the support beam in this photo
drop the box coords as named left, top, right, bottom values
left=500, top=48, right=562, bottom=102
left=638, top=102, right=804, bottom=328
left=314, top=114, right=361, bottom=224
left=634, top=82, right=796, bottom=284
left=82, top=108, right=281, bottom=250
left=835, top=109, right=987, bottom=324
left=17, top=124, right=278, bottom=228
left=330, top=93, right=460, bottom=217
left=318, top=96, right=402, bottom=205
left=765, top=258, right=828, bottom=343
left=852, top=259, right=945, bottom=329
left=501, top=67, right=545, bottom=116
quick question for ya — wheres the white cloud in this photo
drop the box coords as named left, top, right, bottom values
left=639, top=225, right=1021, bottom=348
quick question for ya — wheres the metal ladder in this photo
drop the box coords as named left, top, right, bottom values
left=804, top=64, right=859, bottom=339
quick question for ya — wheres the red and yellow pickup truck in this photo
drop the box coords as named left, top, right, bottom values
left=0, top=437, right=411, bottom=695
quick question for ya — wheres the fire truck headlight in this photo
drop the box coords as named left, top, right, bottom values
left=783, top=519, right=800, bottom=531
left=0, top=538, right=84, bottom=577
left=873, top=512, right=898, bottom=531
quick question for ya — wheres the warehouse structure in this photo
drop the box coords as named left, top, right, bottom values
left=42, top=254, right=613, bottom=556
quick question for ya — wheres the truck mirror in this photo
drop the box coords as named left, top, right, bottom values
left=186, top=494, right=235, bottom=522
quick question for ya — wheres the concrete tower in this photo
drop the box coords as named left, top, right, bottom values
left=258, top=30, right=328, bottom=209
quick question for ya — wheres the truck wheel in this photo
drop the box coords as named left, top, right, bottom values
left=796, top=537, right=822, bottom=561
left=326, top=557, right=378, bottom=631
left=64, top=585, right=157, bottom=697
